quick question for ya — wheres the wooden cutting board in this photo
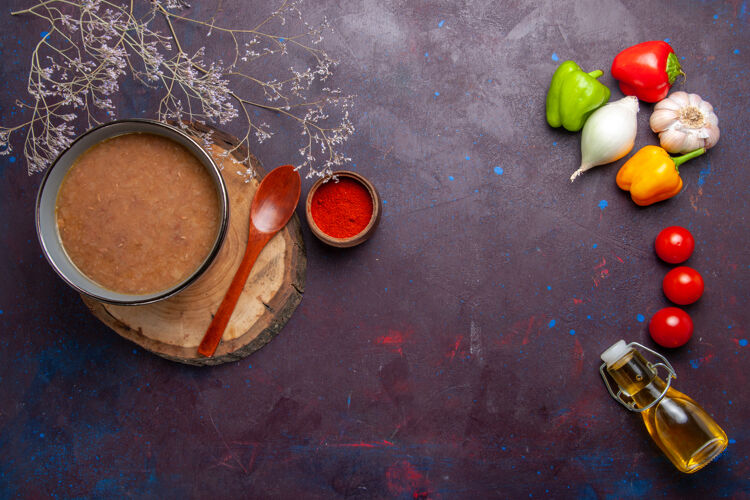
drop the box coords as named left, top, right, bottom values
left=82, top=125, right=306, bottom=366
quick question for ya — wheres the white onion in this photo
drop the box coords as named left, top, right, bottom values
left=570, top=96, right=639, bottom=182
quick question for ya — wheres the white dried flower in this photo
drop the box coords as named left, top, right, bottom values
left=3, top=0, right=354, bottom=178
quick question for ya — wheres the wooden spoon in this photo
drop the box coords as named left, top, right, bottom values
left=198, top=165, right=301, bottom=357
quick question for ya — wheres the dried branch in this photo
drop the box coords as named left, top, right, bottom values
left=1, top=0, right=354, bottom=180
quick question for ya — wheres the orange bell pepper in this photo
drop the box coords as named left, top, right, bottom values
left=616, top=146, right=705, bottom=206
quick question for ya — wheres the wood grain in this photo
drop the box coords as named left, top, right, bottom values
left=82, top=125, right=306, bottom=365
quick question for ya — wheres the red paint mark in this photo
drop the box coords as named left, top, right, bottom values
left=521, top=316, right=539, bottom=345
left=446, top=336, right=463, bottom=361
left=246, top=445, right=259, bottom=474
left=591, top=255, right=611, bottom=286
left=385, top=461, right=434, bottom=499
left=377, top=330, right=405, bottom=345
left=694, top=353, right=716, bottom=367
left=614, top=254, right=625, bottom=263
left=376, top=329, right=412, bottom=355
left=573, top=298, right=583, bottom=305
left=551, top=408, right=574, bottom=431
left=493, top=316, right=543, bottom=348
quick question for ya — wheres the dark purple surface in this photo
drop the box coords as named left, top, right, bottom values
left=1, top=1, right=748, bottom=498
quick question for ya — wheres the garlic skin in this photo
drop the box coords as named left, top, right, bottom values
left=650, top=91, right=720, bottom=154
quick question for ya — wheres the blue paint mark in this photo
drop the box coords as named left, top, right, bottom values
left=546, top=285, right=551, bottom=291
left=0, top=310, right=3, bottom=314
left=548, top=319, right=556, bottom=328
left=714, top=14, right=719, bottom=19
left=598, top=200, right=608, bottom=210
left=734, top=48, right=740, bottom=55
left=279, top=37, right=285, bottom=43
left=592, top=243, right=598, bottom=248
left=347, top=393, right=351, bottom=407
left=551, top=52, right=559, bottom=61
left=637, top=314, right=645, bottom=323
left=434, top=91, right=440, bottom=96
left=448, top=175, right=455, bottom=181
left=689, top=359, right=700, bottom=369
left=569, top=329, right=575, bottom=336
left=739, top=339, right=748, bottom=347
left=698, top=159, right=711, bottom=186
left=382, top=199, right=387, bottom=204
left=493, top=166, right=503, bottom=175
left=587, top=315, right=592, bottom=320
left=94, top=479, right=120, bottom=494
left=552, top=141, right=557, bottom=146
left=465, top=156, right=470, bottom=161
left=248, top=363, right=252, bottom=368
left=8, top=156, right=15, bottom=163
left=40, top=31, right=49, bottom=39
left=424, top=52, right=429, bottom=57
left=663, top=38, right=671, bottom=43
left=438, top=20, right=445, bottom=27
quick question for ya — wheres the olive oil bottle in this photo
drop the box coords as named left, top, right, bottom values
left=600, top=340, right=728, bottom=473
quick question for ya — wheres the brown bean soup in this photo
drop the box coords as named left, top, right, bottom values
left=55, top=133, right=220, bottom=295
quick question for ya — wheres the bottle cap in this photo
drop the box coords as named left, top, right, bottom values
left=600, top=341, right=678, bottom=413
left=601, top=339, right=630, bottom=367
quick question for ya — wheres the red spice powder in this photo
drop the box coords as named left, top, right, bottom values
left=311, top=177, right=373, bottom=238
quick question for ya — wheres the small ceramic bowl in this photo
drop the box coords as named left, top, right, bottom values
left=36, top=119, right=230, bottom=305
left=305, top=170, right=381, bottom=248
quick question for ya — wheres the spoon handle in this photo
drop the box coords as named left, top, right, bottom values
left=198, top=228, right=273, bottom=357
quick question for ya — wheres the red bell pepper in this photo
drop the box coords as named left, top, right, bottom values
left=611, top=41, right=684, bottom=103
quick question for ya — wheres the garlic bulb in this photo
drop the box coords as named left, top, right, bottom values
left=650, top=91, right=720, bottom=154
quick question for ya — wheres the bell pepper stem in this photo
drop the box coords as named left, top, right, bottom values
left=672, top=147, right=706, bottom=172
left=666, top=52, right=685, bottom=85
left=587, top=70, right=603, bottom=79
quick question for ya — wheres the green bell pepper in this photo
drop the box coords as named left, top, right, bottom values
left=546, top=60, right=611, bottom=132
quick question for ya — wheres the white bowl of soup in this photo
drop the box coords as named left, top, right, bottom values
left=36, top=119, right=229, bottom=305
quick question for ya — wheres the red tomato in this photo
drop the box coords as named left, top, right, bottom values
left=649, top=307, right=693, bottom=348
left=655, top=226, right=695, bottom=264
left=663, top=266, right=704, bottom=305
